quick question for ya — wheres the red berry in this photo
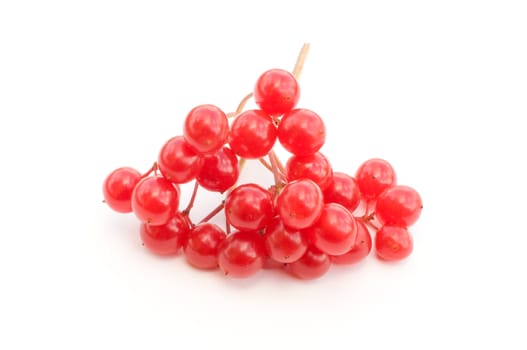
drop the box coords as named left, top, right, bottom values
left=103, top=49, right=425, bottom=280
left=308, top=203, right=358, bottom=256
left=158, top=136, right=203, bottom=184
left=196, top=147, right=239, bottom=193
left=355, top=158, right=397, bottom=200
left=228, top=110, right=277, bottom=159
left=285, top=152, right=333, bottom=191
left=277, top=109, right=326, bottom=156
left=184, top=223, right=226, bottom=270
left=103, top=167, right=141, bottom=213
left=375, top=225, right=413, bottom=261
left=323, top=172, right=361, bottom=212
left=218, top=231, right=265, bottom=278
left=132, top=176, right=180, bottom=225
left=331, top=220, right=372, bottom=265
left=263, top=217, right=308, bottom=263
left=183, top=104, right=229, bottom=154
left=376, top=185, right=422, bottom=226
left=276, top=179, right=324, bottom=230
left=286, top=247, right=331, bottom=280
left=225, top=184, right=273, bottom=231
left=254, top=69, right=300, bottom=116
left=140, top=212, right=190, bottom=255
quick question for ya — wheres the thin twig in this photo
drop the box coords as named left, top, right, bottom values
left=141, top=162, right=158, bottom=179
left=364, top=220, right=380, bottom=231
left=292, top=43, right=310, bottom=78
left=270, top=150, right=285, bottom=174
left=268, top=153, right=283, bottom=186
left=226, top=216, right=231, bottom=235
left=198, top=202, right=225, bottom=224
left=183, top=181, right=199, bottom=214
left=235, top=92, right=253, bottom=115
left=259, top=158, right=273, bottom=172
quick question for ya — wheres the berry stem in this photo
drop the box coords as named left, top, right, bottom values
left=238, top=157, right=247, bottom=173
left=259, top=158, right=273, bottom=172
left=268, top=152, right=284, bottom=187
left=141, top=162, right=158, bottom=179
left=292, top=43, right=310, bottom=78
left=182, top=181, right=199, bottom=214
left=358, top=210, right=380, bottom=231
left=226, top=216, right=231, bottom=235
left=235, top=92, right=254, bottom=116
left=364, top=201, right=370, bottom=216
left=198, top=201, right=225, bottom=224
left=270, top=150, right=285, bottom=174
left=364, top=220, right=380, bottom=231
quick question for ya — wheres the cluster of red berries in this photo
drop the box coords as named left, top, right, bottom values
left=103, top=60, right=423, bottom=280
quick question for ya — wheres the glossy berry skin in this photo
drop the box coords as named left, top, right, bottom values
left=183, top=104, right=229, bottom=154
left=355, top=158, right=397, bottom=200
left=218, top=231, right=265, bottom=278
left=375, top=225, right=413, bottom=261
left=285, top=152, right=333, bottom=191
left=158, top=136, right=203, bottom=184
left=323, top=172, right=361, bottom=212
left=132, top=176, right=179, bottom=225
left=228, top=110, right=277, bottom=159
left=276, top=179, right=324, bottom=230
left=286, top=247, right=331, bottom=280
left=196, top=147, right=239, bottom=193
left=103, top=167, right=141, bottom=213
left=331, top=220, right=372, bottom=265
left=263, top=217, right=308, bottom=263
left=184, top=223, right=226, bottom=270
left=376, top=185, right=422, bottom=226
left=254, top=69, right=300, bottom=116
left=309, top=203, right=358, bottom=256
left=140, top=212, right=190, bottom=256
left=225, top=184, right=273, bottom=231
left=277, top=109, right=326, bottom=156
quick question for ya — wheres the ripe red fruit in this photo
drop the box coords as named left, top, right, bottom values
left=355, top=158, right=397, bottom=200
left=308, top=203, right=358, bottom=256
left=276, top=179, right=324, bottom=230
left=225, top=184, right=274, bottom=231
left=140, top=212, right=190, bottom=255
left=183, top=104, right=229, bottom=154
left=104, top=46, right=424, bottom=280
left=184, top=223, right=226, bottom=270
left=331, top=220, right=372, bottom=265
left=285, top=152, right=333, bottom=191
left=286, top=247, right=331, bottom=280
left=375, top=225, right=413, bottom=261
left=323, top=172, right=361, bottom=212
left=376, top=185, right=422, bottom=226
left=254, top=69, right=300, bottom=116
left=196, top=147, right=239, bottom=193
left=228, top=110, right=277, bottom=159
left=218, top=231, right=265, bottom=278
left=131, top=176, right=180, bottom=225
left=103, top=167, right=141, bottom=213
left=158, top=136, right=203, bottom=184
left=263, top=217, right=308, bottom=263
left=277, top=109, right=326, bottom=156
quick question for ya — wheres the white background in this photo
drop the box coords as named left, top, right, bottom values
left=1, top=1, right=526, bottom=349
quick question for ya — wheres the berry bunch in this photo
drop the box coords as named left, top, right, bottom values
left=103, top=45, right=423, bottom=280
